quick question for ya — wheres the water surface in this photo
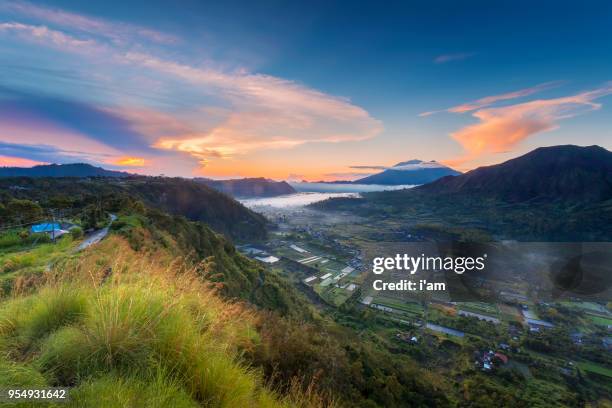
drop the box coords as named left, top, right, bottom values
left=290, top=182, right=415, bottom=193
left=240, top=192, right=358, bottom=208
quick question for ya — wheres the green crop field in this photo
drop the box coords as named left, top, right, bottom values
left=588, top=315, right=612, bottom=327
left=578, top=361, right=612, bottom=378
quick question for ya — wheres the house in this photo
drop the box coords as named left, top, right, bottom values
left=526, top=318, right=554, bottom=331
left=478, top=350, right=508, bottom=371
left=570, top=332, right=583, bottom=346
left=255, top=255, right=279, bottom=264
left=303, top=276, right=317, bottom=285
left=30, top=222, right=69, bottom=239
left=494, top=352, right=508, bottom=364
left=360, top=296, right=373, bottom=306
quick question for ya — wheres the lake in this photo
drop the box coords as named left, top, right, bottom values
left=290, top=182, right=415, bottom=193
left=240, top=192, right=359, bottom=208
left=240, top=183, right=416, bottom=209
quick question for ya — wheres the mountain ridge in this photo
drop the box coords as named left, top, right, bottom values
left=0, top=163, right=131, bottom=178
left=195, top=177, right=296, bottom=197
left=418, top=144, right=612, bottom=202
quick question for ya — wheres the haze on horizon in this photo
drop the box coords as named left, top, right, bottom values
left=1, top=0, right=611, bottom=181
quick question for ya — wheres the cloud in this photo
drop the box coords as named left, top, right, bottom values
left=120, top=53, right=383, bottom=161
left=0, top=8, right=383, bottom=171
left=0, top=155, right=45, bottom=167
left=0, top=22, right=96, bottom=50
left=287, top=173, right=306, bottom=182
left=434, top=52, right=475, bottom=64
left=349, top=165, right=388, bottom=171
left=419, top=81, right=563, bottom=117
left=0, top=141, right=98, bottom=164
left=450, top=84, right=612, bottom=158
left=111, top=157, right=146, bottom=167
left=0, top=0, right=177, bottom=45
left=323, top=171, right=373, bottom=179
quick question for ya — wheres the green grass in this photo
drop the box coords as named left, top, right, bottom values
left=0, top=236, right=75, bottom=274
left=372, top=297, right=424, bottom=316
left=70, top=374, right=199, bottom=408
left=0, top=262, right=318, bottom=408
left=588, top=315, right=612, bottom=326
left=577, top=361, right=612, bottom=378
left=455, top=302, right=498, bottom=316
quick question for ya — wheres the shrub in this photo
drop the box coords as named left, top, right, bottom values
left=70, top=375, right=199, bottom=408
left=0, top=232, right=22, bottom=249
left=70, top=227, right=83, bottom=239
left=0, top=359, right=47, bottom=388
left=19, top=286, right=88, bottom=345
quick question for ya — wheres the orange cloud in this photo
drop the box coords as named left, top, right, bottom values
left=450, top=84, right=612, bottom=161
left=121, top=53, right=383, bottom=164
left=112, top=156, right=145, bottom=166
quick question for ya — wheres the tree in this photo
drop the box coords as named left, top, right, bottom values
left=6, top=199, right=43, bottom=224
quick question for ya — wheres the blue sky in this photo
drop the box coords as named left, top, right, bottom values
left=1, top=0, right=611, bottom=179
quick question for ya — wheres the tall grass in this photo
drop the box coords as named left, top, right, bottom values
left=0, top=237, right=333, bottom=407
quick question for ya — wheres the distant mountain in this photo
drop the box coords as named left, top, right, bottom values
left=353, top=160, right=460, bottom=185
left=0, top=163, right=130, bottom=178
left=419, top=145, right=612, bottom=202
left=312, top=145, right=612, bottom=241
left=195, top=177, right=296, bottom=197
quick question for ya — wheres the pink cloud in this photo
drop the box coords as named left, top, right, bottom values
left=112, top=54, right=383, bottom=162
left=0, top=156, right=46, bottom=167
left=0, top=22, right=96, bottom=50
left=419, top=81, right=563, bottom=117
left=0, top=4, right=383, bottom=173
left=1, top=0, right=177, bottom=44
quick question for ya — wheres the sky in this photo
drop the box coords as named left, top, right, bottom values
left=1, top=0, right=611, bottom=180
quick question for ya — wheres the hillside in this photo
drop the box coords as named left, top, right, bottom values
left=0, top=163, right=130, bottom=178
left=0, top=176, right=267, bottom=241
left=354, top=160, right=460, bottom=185
left=0, top=231, right=320, bottom=407
left=122, top=178, right=268, bottom=240
left=0, top=191, right=451, bottom=407
left=196, top=177, right=296, bottom=197
left=419, top=145, right=612, bottom=202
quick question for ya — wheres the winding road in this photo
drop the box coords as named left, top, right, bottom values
left=77, top=214, right=117, bottom=251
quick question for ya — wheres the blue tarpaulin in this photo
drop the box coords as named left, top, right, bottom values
left=31, top=223, right=61, bottom=233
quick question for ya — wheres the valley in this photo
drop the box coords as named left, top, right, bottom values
left=235, top=173, right=612, bottom=406
left=0, top=145, right=611, bottom=407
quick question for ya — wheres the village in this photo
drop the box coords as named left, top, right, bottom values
left=238, top=203, right=612, bottom=387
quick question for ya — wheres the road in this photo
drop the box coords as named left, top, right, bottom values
left=77, top=214, right=116, bottom=251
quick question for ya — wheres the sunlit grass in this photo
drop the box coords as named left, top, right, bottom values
left=0, top=237, right=333, bottom=407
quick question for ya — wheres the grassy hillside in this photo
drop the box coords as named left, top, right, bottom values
left=0, top=195, right=452, bottom=407
left=0, top=236, right=325, bottom=407
left=0, top=176, right=267, bottom=242
left=110, top=207, right=312, bottom=319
